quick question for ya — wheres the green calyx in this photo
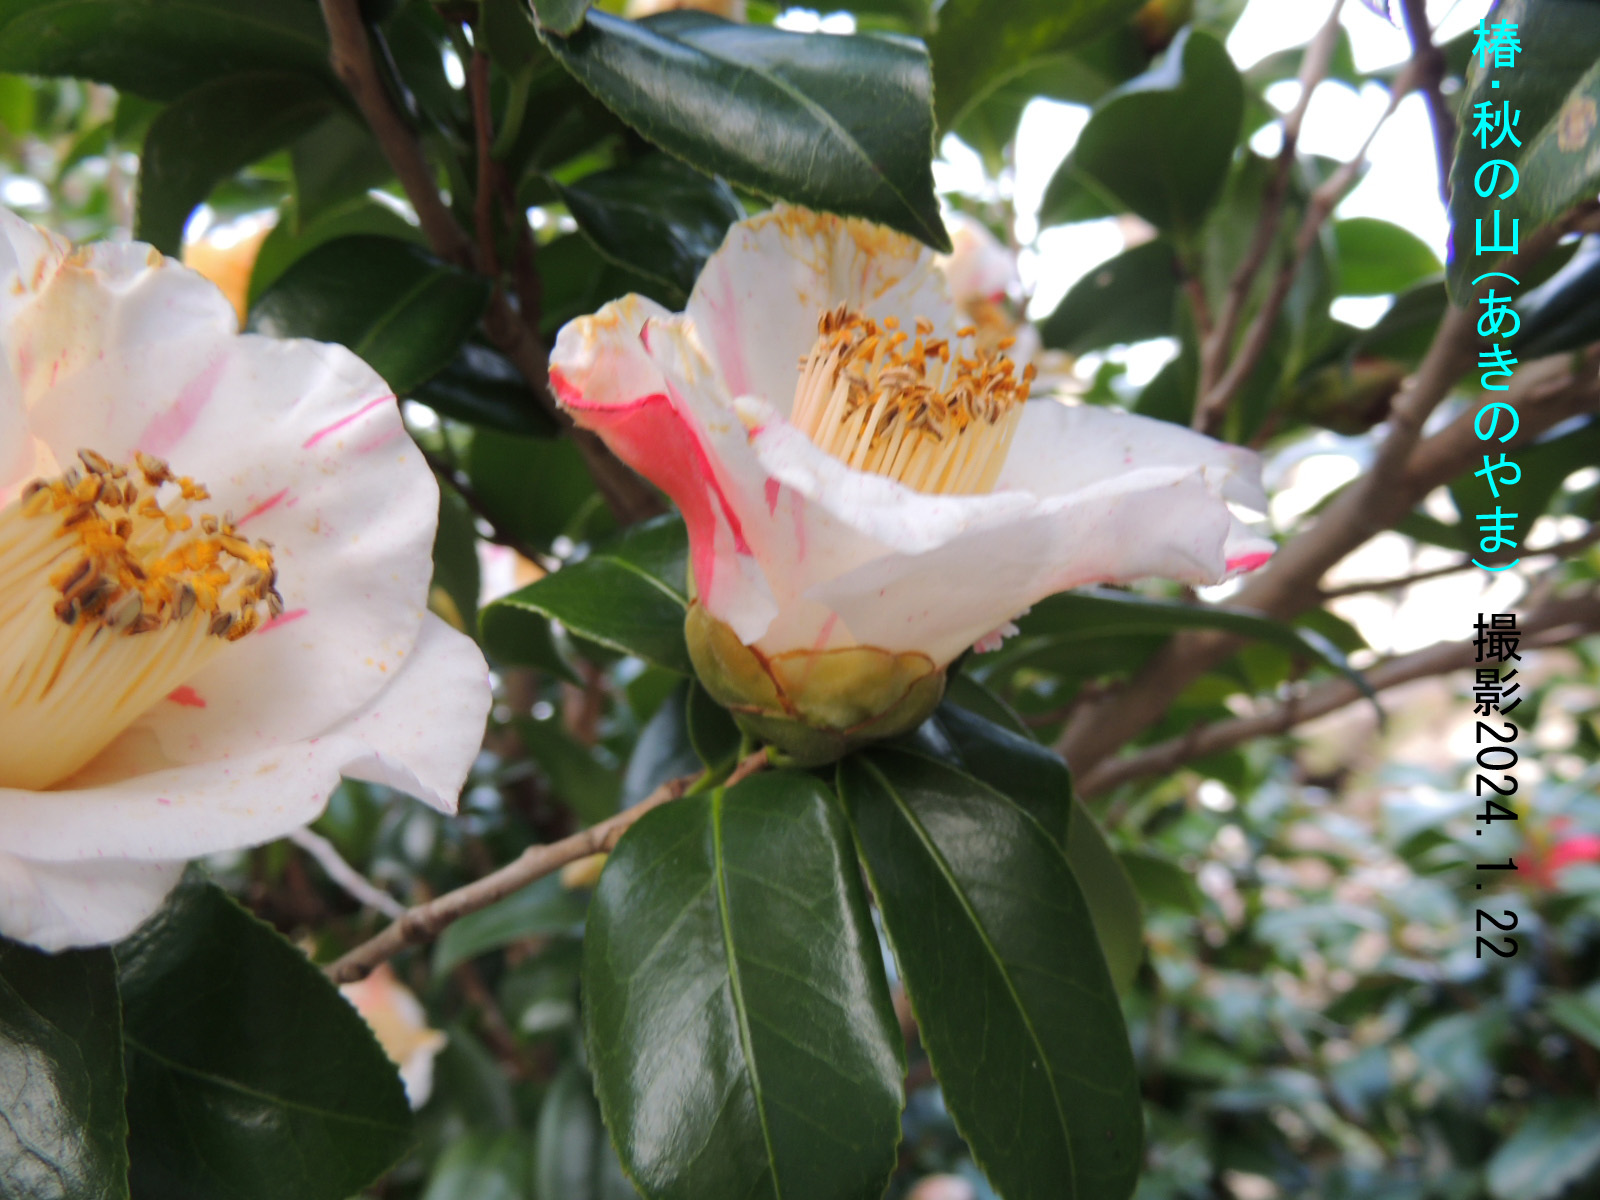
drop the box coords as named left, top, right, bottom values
left=685, top=602, right=946, bottom=767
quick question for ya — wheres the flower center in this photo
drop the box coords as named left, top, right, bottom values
left=0, top=449, right=280, bottom=789
left=788, top=305, right=1035, bottom=494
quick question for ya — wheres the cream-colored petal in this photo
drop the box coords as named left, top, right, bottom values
left=0, top=851, right=182, bottom=952
left=685, top=205, right=959, bottom=419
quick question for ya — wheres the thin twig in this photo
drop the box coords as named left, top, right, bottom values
left=1195, top=0, right=1345, bottom=425
left=1398, top=0, right=1457, bottom=203
left=289, top=828, right=407, bottom=919
left=1196, top=55, right=1422, bottom=434
left=1320, top=526, right=1600, bottom=599
left=326, top=750, right=770, bottom=983
left=319, top=0, right=475, bottom=267
left=1079, top=590, right=1600, bottom=797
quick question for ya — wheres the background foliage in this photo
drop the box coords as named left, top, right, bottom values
left=3, top=1, right=1600, bottom=1199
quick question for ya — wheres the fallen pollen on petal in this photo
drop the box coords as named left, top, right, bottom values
left=0, top=449, right=281, bottom=789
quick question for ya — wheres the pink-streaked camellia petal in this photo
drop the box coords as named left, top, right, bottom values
left=685, top=205, right=957, bottom=417
left=326, top=613, right=493, bottom=814
left=0, top=208, right=491, bottom=951
left=0, top=852, right=184, bottom=953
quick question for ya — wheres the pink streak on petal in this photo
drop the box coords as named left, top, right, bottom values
left=1226, top=551, right=1273, bottom=573
left=140, top=353, right=227, bottom=456
left=703, top=271, right=750, bottom=396
left=261, top=608, right=309, bottom=633
left=236, top=488, right=289, bottom=527
left=157, top=796, right=172, bottom=805
left=16, top=344, right=32, bottom=388
left=167, top=686, right=207, bottom=708
left=302, top=394, right=393, bottom=449
left=764, top=478, right=781, bottom=515
left=556, top=371, right=753, bottom=602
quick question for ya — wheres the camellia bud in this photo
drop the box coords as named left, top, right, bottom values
left=685, top=602, right=946, bottom=766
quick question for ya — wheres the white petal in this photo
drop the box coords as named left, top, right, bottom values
left=810, top=468, right=1262, bottom=665
left=685, top=205, right=959, bottom=418
left=5, top=232, right=437, bottom=761
left=0, top=851, right=182, bottom=952
left=997, top=400, right=1269, bottom=511
left=326, top=613, right=491, bottom=814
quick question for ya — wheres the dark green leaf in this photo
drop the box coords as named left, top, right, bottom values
left=1548, top=989, right=1600, bottom=1051
left=687, top=679, right=744, bottom=772
left=1515, top=235, right=1600, bottom=357
left=248, top=195, right=426, bottom=307
left=839, top=750, right=1143, bottom=1200
left=927, top=0, right=1142, bottom=130
left=1038, top=238, right=1179, bottom=354
left=415, top=341, right=562, bottom=436
left=0, top=0, right=333, bottom=101
left=544, top=11, right=948, bottom=250
left=909, top=702, right=1144, bottom=992
left=1352, top=279, right=1449, bottom=364
left=432, top=484, right=482, bottom=632
left=484, top=0, right=546, bottom=71
left=0, top=941, right=127, bottom=1200
left=1447, top=0, right=1600, bottom=298
left=118, top=878, right=412, bottom=1200
left=136, top=72, right=336, bottom=255
left=584, top=770, right=904, bottom=1200
left=433, top=876, right=590, bottom=976
left=421, top=1132, right=533, bottom=1200
left=532, top=0, right=591, bottom=37
left=1119, top=851, right=1205, bottom=914
left=481, top=516, right=690, bottom=674
left=622, top=683, right=704, bottom=805
left=535, top=230, right=682, bottom=339
left=290, top=113, right=394, bottom=228
left=467, top=429, right=612, bottom=551
left=247, top=235, right=490, bottom=396
left=559, top=154, right=743, bottom=296
left=1332, top=218, right=1442, bottom=296
left=534, top=1064, right=635, bottom=1200
left=1487, top=1103, right=1600, bottom=1200
left=518, top=712, right=624, bottom=825
left=1042, top=28, right=1242, bottom=236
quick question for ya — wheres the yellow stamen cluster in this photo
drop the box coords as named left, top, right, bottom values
left=0, top=449, right=279, bottom=789
left=788, top=304, right=1035, bottom=495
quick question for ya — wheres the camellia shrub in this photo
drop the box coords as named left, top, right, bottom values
left=2, top=1, right=1599, bottom=1199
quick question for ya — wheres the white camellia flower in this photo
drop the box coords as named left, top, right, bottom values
left=550, top=206, right=1273, bottom=762
left=0, top=210, right=491, bottom=950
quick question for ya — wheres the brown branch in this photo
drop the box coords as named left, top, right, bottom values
left=1196, top=54, right=1420, bottom=435
left=1320, top=526, right=1600, bottom=599
left=468, top=48, right=501, bottom=281
left=319, top=0, right=475, bottom=268
left=327, top=750, right=770, bottom=983
left=1195, top=0, right=1345, bottom=424
left=1398, top=0, right=1456, bottom=203
left=1079, top=590, right=1600, bottom=797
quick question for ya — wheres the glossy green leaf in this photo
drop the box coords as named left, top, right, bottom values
left=481, top=516, right=690, bottom=674
left=1003, top=587, right=1379, bottom=713
left=534, top=1064, right=636, bottom=1200
left=622, top=682, right=704, bottom=805
left=1038, top=238, right=1179, bottom=354
left=518, top=711, right=624, bottom=824
left=927, top=0, right=1142, bottom=130
left=0, top=0, right=332, bottom=101
left=1515, top=235, right=1600, bottom=357
left=484, top=0, right=545, bottom=71
left=839, top=749, right=1143, bottom=1200
left=415, top=341, right=562, bottom=436
left=1332, top=218, right=1442, bottom=297
left=1042, top=28, right=1242, bottom=236
left=118, top=878, right=412, bottom=1200
left=136, top=72, right=336, bottom=255
left=421, top=1132, right=533, bottom=1200
left=584, top=770, right=905, bottom=1200
left=249, top=195, right=426, bottom=307
left=544, top=10, right=948, bottom=250
left=559, top=154, right=743, bottom=296
left=909, top=702, right=1144, bottom=992
left=467, top=429, right=612, bottom=553
left=433, top=875, right=590, bottom=977
left=0, top=941, right=128, bottom=1200
left=1119, top=851, right=1205, bottom=914
left=433, top=485, right=482, bottom=632
left=248, top=235, right=490, bottom=396
left=1447, top=0, right=1600, bottom=297
left=290, top=113, right=395, bottom=228
left=1548, top=989, right=1600, bottom=1051
left=532, top=0, right=591, bottom=37
left=1487, top=1103, right=1600, bottom=1200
